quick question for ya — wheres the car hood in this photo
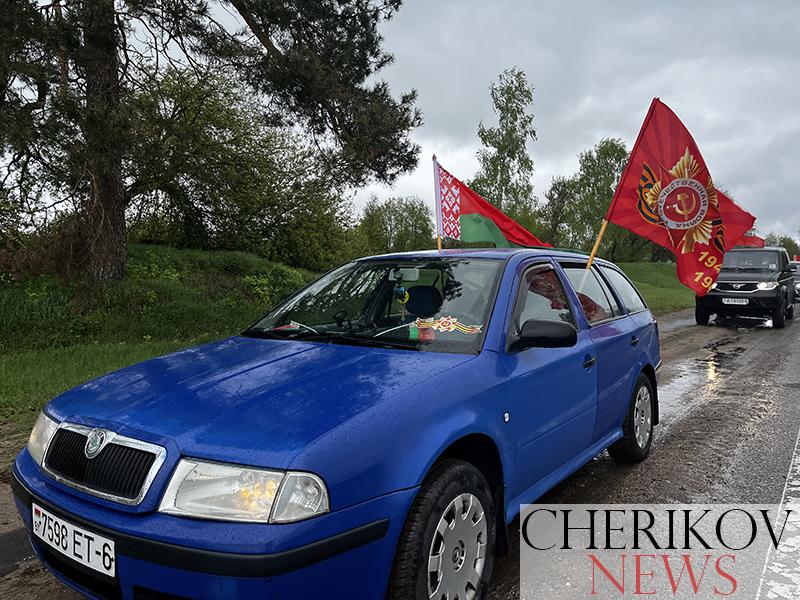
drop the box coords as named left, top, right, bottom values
left=46, top=337, right=474, bottom=468
left=717, top=270, right=780, bottom=282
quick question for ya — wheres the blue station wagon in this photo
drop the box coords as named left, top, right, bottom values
left=13, top=248, right=661, bottom=599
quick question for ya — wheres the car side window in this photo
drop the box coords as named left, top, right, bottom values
left=600, top=266, right=647, bottom=313
left=513, top=266, right=575, bottom=331
left=562, top=266, right=618, bottom=324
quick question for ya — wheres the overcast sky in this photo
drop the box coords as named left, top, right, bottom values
left=356, top=0, right=800, bottom=239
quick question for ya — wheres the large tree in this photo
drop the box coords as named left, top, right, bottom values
left=126, top=68, right=352, bottom=270
left=1, top=0, right=421, bottom=279
left=470, top=67, right=537, bottom=226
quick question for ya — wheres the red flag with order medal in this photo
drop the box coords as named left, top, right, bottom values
left=606, top=98, right=756, bottom=295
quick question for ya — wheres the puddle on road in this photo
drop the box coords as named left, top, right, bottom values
left=657, top=336, right=747, bottom=431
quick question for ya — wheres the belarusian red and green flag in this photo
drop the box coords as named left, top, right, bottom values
left=433, top=157, right=549, bottom=248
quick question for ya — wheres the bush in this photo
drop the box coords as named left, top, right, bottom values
left=0, top=244, right=317, bottom=353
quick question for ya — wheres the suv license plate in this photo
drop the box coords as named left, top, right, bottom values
left=32, top=503, right=116, bottom=577
left=722, top=298, right=749, bottom=305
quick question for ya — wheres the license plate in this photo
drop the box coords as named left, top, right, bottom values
left=722, top=297, right=749, bottom=305
left=32, top=503, right=116, bottom=577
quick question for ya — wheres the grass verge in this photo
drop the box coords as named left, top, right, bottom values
left=618, top=262, right=695, bottom=315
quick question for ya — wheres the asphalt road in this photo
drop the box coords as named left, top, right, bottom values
left=1, top=309, right=798, bottom=599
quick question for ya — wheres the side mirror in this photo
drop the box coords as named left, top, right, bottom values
left=510, top=319, right=578, bottom=352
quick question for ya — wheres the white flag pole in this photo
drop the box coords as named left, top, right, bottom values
left=433, top=154, right=443, bottom=252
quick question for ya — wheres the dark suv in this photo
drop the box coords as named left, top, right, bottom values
left=695, top=247, right=796, bottom=328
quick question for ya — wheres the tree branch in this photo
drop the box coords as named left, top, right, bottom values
left=227, top=0, right=283, bottom=59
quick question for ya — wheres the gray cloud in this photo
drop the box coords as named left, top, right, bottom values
left=358, top=0, right=800, bottom=239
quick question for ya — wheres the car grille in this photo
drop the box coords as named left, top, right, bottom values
left=716, top=282, right=757, bottom=292
left=45, top=428, right=159, bottom=502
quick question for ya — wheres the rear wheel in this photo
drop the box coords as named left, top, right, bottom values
left=773, top=297, right=786, bottom=329
left=609, top=374, right=654, bottom=464
left=695, top=305, right=710, bottom=326
left=388, top=460, right=496, bottom=600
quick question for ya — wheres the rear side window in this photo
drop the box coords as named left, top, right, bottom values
left=514, top=266, right=574, bottom=331
left=600, top=266, right=647, bottom=313
left=562, top=266, right=618, bottom=324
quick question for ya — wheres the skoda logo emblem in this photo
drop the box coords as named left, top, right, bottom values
left=84, top=429, right=108, bottom=459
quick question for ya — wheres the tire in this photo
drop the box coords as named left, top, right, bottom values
left=695, top=305, right=710, bottom=326
left=773, top=297, right=786, bottom=329
left=388, top=459, right=496, bottom=600
left=787, top=302, right=795, bottom=320
left=608, top=373, right=655, bottom=464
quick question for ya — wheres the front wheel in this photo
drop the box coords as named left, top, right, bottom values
left=388, top=460, right=496, bottom=600
left=609, top=373, right=655, bottom=464
left=773, top=297, right=786, bottom=329
left=695, top=305, right=710, bottom=326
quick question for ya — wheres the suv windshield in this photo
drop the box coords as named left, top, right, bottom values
left=246, top=258, right=503, bottom=354
left=722, top=250, right=781, bottom=272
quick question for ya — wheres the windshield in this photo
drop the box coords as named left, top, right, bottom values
left=246, top=258, right=503, bottom=354
left=722, top=250, right=781, bottom=272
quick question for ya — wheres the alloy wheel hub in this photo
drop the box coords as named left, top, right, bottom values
left=633, top=386, right=653, bottom=448
left=427, top=493, right=487, bottom=600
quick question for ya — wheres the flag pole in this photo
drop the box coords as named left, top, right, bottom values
left=433, top=154, right=443, bottom=252
left=585, top=98, right=660, bottom=270
left=585, top=219, right=608, bottom=268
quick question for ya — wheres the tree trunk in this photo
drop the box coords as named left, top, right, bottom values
left=79, top=0, right=126, bottom=280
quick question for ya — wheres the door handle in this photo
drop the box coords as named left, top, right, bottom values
left=583, top=355, right=597, bottom=369
left=630, top=336, right=640, bottom=347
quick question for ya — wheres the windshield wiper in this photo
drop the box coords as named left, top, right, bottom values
left=298, top=332, right=419, bottom=351
left=241, top=329, right=286, bottom=339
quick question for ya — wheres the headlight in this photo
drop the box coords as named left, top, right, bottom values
left=757, top=282, right=779, bottom=290
left=27, top=412, right=60, bottom=467
left=159, top=459, right=329, bottom=523
left=709, top=282, right=717, bottom=290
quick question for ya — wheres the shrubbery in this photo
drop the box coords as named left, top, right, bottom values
left=0, top=244, right=316, bottom=353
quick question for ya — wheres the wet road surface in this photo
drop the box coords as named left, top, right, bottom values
left=0, top=309, right=798, bottom=598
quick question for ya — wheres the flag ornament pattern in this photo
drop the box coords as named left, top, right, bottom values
left=434, top=159, right=549, bottom=248
left=607, top=99, right=756, bottom=296
left=439, top=168, right=462, bottom=239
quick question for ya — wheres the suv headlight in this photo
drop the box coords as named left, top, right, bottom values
left=159, top=459, right=329, bottom=523
left=757, top=282, right=779, bottom=290
left=27, top=412, right=60, bottom=467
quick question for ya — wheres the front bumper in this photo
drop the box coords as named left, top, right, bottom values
left=697, top=290, right=781, bottom=316
left=13, top=450, right=415, bottom=599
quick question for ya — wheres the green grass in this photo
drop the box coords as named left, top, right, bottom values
left=618, top=262, right=695, bottom=315
left=0, top=340, right=195, bottom=426
left=0, top=247, right=693, bottom=426
left=0, top=243, right=315, bottom=354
